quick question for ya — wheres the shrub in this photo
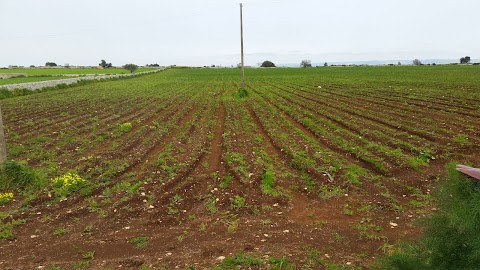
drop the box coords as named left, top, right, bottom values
left=375, top=163, right=480, bottom=270
left=123, top=64, right=138, bottom=73
left=0, top=160, right=45, bottom=190
left=261, top=60, right=276, bottom=68
left=234, top=88, right=248, bottom=99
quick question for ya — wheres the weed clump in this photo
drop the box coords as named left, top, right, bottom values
left=0, top=192, right=13, bottom=205
left=0, top=160, right=45, bottom=190
left=376, top=163, right=480, bottom=270
left=234, top=88, right=249, bottom=99
left=117, top=122, right=133, bottom=133
left=51, top=173, right=88, bottom=198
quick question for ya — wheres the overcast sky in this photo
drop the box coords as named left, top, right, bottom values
left=1, top=0, right=478, bottom=67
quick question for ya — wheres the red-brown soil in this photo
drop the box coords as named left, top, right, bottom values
left=0, top=75, right=479, bottom=269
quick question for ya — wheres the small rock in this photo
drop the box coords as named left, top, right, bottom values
left=283, top=230, right=290, bottom=233
left=273, top=203, right=279, bottom=207
left=148, top=205, right=155, bottom=209
left=389, top=222, right=398, bottom=227
left=30, top=235, right=38, bottom=239
left=216, top=256, right=225, bottom=261
left=166, top=252, right=172, bottom=256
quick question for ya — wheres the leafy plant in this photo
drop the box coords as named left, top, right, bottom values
left=53, top=228, right=68, bottom=236
left=205, top=197, right=217, bottom=214
left=219, top=175, right=233, bottom=189
left=82, top=250, right=95, bottom=259
left=261, top=168, right=279, bottom=196
left=129, top=236, right=149, bottom=249
left=0, top=160, right=45, bottom=190
left=117, top=122, right=133, bottom=133
left=234, top=88, right=249, bottom=99
left=376, top=163, right=480, bottom=270
left=0, top=192, right=13, bottom=205
left=230, top=195, right=246, bottom=210
left=51, top=173, right=88, bottom=198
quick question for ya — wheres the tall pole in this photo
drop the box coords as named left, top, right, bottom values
left=0, top=106, right=7, bottom=163
left=240, top=3, right=245, bottom=89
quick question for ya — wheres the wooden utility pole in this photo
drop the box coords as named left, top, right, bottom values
left=0, top=106, right=7, bottom=163
left=240, top=3, right=245, bottom=89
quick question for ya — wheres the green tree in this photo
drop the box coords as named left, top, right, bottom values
left=460, top=56, right=471, bottom=64
left=123, top=64, right=138, bottom=73
left=412, top=59, right=422, bottom=66
left=300, top=59, right=312, bottom=68
left=261, top=60, right=275, bottom=68
left=99, top=60, right=112, bottom=68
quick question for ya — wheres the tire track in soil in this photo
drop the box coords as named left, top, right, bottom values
left=245, top=103, right=321, bottom=180
left=249, top=86, right=387, bottom=175
left=277, top=82, right=441, bottom=136
left=109, top=101, right=227, bottom=228
left=267, top=86, right=416, bottom=167
left=316, top=88, right=480, bottom=131
left=59, top=86, right=195, bottom=157
left=246, top=101, right=355, bottom=228
left=278, top=83, right=444, bottom=143
left=27, top=100, right=199, bottom=211
left=157, top=101, right=226, bottom=198
left=41, top=99, right=166, bottom=154
left=207, top=102, right=226, bottom=174
left=244, top=103, right=282, bottom=160
left=4, top=98, right=96, bottom=123
left=124, top=101, right=202, bottom=179
left=12, top=97, right=137, bottom=134
left=310, top=87, right=480, bottom=145
left=70, top=96, right=185, bottom=159
left=26, top=100, right=203, bottom=215
left=318, top=83, right=480, bottom=120
left=289, top=81, right=480, bottom=109
left=366, top=88, right=480, bottom=114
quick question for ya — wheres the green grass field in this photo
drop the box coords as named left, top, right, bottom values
left=0, top=65, right=479, bottom=268
left=0, top=76, right=67, bottom=86
left=0, top=67, right=158, bottom=76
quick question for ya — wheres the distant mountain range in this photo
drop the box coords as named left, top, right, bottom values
left=279, top=59, right=480, bottom=67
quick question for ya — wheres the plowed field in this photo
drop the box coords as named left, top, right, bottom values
left=1, top=66, right=479, bottom=269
